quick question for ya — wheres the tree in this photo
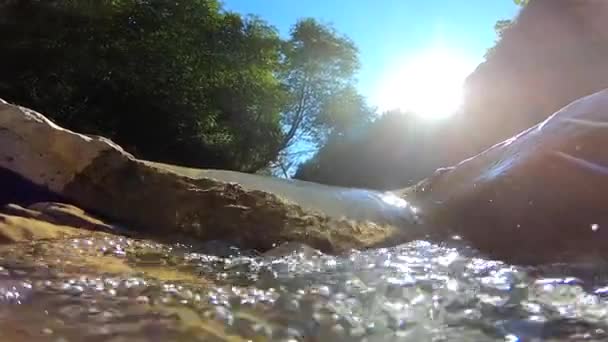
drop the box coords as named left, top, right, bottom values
left=0, top=0, right=285, bottom=171
left=485, top=19, right=514, bottom=58
left=0, top=2, right=372, bottom=174
left=274, top=19, right=372, bottom=176
left=295, top=111, right=445, bottom=189
left=485, top=0, right=529, bottom=58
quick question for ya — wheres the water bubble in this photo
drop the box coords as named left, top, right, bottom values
left=505, top=334, right=520, bottom=342
left=136, top=295, right=149, bottom=304
left=0, top=232, right=606, bottom=341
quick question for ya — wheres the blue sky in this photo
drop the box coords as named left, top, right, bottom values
left=222, top=0, right=520, bottom=110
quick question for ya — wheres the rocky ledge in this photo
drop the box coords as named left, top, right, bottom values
left=0, top=99, right=407, bottom=253
left=401, top=88, right=608, bottom=263
left=2, top=89, right=608, bottom=263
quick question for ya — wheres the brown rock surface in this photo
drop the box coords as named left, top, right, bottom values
left=448, top=0, right=608, bottom=162
left=0, top=99, right=405, bottom=253
left=0, top=213, right=91, bottom=244
left=3, top=86, right=608, bottom=263
left=401, top=88, right=608, bottom=263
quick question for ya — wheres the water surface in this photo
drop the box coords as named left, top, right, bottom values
left=2, top=232, right=608, bottom=341
left=145, top=161, right=419, bottom=227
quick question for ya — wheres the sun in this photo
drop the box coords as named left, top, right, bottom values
left=374, top=49, right=476, bottom=120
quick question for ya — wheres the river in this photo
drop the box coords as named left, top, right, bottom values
left=2, top=166, right=608, bottom=341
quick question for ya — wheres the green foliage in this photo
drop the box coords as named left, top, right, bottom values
left=485, top=19, right=514, bottom=59
left=275, top=19, right=372, bottom=174
left=295, top=111, right=442, bottom=189
left=485, top=0, right=528, bottom=59
left=494, top=19, right=513, bottom=36
left=0, top=1, right=374, bottom=173
left=0, top=0, right=284, bottom=171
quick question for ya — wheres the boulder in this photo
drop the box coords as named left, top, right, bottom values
left=401, top=88, right=608, bottom=263
left=0, top=213, right=92, bottom=244
left=4, top=88, right=608, bottom=263
left=3, top=202, right=115, bottom=233
left=0, top=206, right=232, bottom=340
left=0, top=202, right=117, bottom=243
left=0, top=167, right=65, bottom=206
left=0, top=228, right=244, bottom=341
left=0, top=99, right=409, bottom=253
left=450, top=0, right=608, bottom=161
left=0, top=202, right=214, bottom=283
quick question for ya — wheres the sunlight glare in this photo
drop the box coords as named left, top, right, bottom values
left=374, top=49, right=476, bottom=120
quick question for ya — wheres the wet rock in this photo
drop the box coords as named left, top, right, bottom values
left=0, top=202, right=109, bottom=246
left=262, top=242, right=323, bottom=258
left=0, top=214, right=92, bottom=243
left=450, top=0, right=608, bottom=161
left=0, top=200, right=115, bottom=247
left=27, top=202, right=115, bottom=232
left=2, top=203, right=41, bottom=219
left=0, top=99, right=401, bottom=253
left=0, top=98, right=124, bottom=193
left=0, top=233, right=241, bottom=341
left=5, top=87, right=608, bottom=263
left=64, top=151, right=400, bottom=253
left=401, top=88, right=608, bottom=263
left=144, top=162, right=419, bottom=226
left=3, top=202, right=115, bottom=233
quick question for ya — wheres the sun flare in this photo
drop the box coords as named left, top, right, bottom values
left=374, top=49, right=476, bottom=120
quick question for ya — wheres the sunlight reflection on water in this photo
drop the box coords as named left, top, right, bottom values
left=1, top=235, right=608, bottom=341
left=379, top=192, right=410, bottom=209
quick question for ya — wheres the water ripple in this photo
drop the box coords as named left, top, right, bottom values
left=0, top=235, right=608, bottom=341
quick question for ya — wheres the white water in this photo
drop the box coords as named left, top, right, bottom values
left=146, top=161, right=420, bottom=227
left=3, top=235, right=608, bottom=341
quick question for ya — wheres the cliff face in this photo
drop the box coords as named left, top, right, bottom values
left=448, top=0, right=608, bottom=160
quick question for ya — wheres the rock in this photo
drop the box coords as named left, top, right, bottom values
left=0, top=204, right=215, bottom=282
left=5, top=88, right=608, bottom=263
left=2, top=202, right=115, bottom=233
left=0, top=201, right=116, bottom=245
left=0, top=98, right=125, bottom=193
left=2, top=203, right=42, bottom=219
left=0, top=167, right=65, bottom=206
left=142, top=161, right=418, bottom=226
left=262, top=242, right=323, bottom=258
left=27, top=202, right=115, bottom=232
left=449, top=0, right=608, bottom=161
left=0, top=100, right=403, bottom=253
left=401, top=88, right=608, bottom=264
left=0, top=229, right=236, bottom=340
left=0, top=213, right=92, bottom=243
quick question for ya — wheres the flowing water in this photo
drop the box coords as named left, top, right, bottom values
left=2, top=163, right=608, bottom=341
left=144, top=162, right=420, bottom=227
left=2, top=231, right=608, bottom=341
